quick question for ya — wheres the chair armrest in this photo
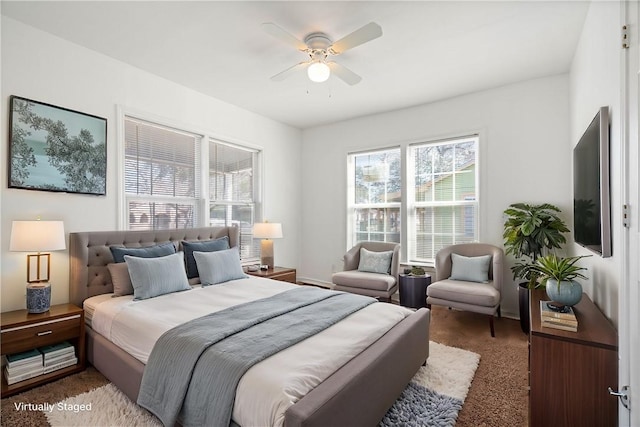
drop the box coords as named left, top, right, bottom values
left=343, top=244, right=361, bottom=271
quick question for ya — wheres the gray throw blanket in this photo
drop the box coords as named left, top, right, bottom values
left=137, top=287, right=375, bottom=427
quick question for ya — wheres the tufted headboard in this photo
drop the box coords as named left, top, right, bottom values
left=68, top=226, right=239, bottom=306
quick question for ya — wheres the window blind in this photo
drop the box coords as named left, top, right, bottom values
left=124, top=117, right=202, bottom=230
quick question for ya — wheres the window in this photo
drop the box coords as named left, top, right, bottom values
left=122, top=115, right=262, bottom=263
left=209, top=140, right=261, bottom=262
left=124, top=117, right=202, bottom=230
left=408, top=136, right=479, bottom=263
left=346, top=135, right=479, bottom=265
left=348, top=148, right=401, bottom=246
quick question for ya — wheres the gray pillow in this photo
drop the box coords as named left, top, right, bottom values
left=110, top=241, right=176, bottom=263
left=124, top=252, right=190, bottom=300
left=449, top=253, right=492, bottom=283
left=182, top=237, right=230, bottom=279
left=193, top=247, right=248, bottom=286
left=357, top=248, right=393, bottom=274
left=107, top=262, right=133, bottom=297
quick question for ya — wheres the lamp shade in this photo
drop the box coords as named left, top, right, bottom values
left=10, top=221, right=66, bottom=252
left=252, top=222, right=283, bottom=239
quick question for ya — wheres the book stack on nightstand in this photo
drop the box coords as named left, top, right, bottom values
left=3, top=342, right=77, bottom=386
left=3, top=349, right=43, bottom=385
left=539, top=300, right=578, bottom=332
left=40, top=341, right=77, bottom=375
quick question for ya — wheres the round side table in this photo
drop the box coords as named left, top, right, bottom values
left=399, top=274, right=432, bottom=309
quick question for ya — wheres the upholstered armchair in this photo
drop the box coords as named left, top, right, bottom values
left=426, top=243, right=503, bottom=336
left=332, top=242, right=401, bottom=302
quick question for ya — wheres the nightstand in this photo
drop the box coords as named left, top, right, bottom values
left=1, top=303, right=86, bottom=397
left=245, top=266, right=297, bottom=283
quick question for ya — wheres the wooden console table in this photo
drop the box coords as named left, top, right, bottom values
left=528, top=288, right=618, bottom=426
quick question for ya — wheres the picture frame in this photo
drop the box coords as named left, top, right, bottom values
left=8, top=95, right=107, bottom=196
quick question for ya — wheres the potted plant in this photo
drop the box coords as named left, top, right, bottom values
left=529, top=254, right=590, bottom=309
left=403, top=266, right=426, bottom=276
left=502, top=203, right=570, bottom=333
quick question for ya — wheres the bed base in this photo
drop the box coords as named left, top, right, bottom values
left=86, top=307, right=430, bottom=427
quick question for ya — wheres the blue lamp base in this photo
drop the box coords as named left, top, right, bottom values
left=26, top=283, right=51, bottom=314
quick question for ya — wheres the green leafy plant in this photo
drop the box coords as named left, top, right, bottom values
left=503, top=203, right=570, bottom=288
left=529, top=254, right=590, bottom=290
left=410, top=266, right=425, bottom=276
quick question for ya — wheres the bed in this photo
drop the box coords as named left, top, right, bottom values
left=69, top=226, right=430, bottom=427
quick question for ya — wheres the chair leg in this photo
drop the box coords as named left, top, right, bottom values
left=489, top=314, right=495, bottom=337
left=497, top=305, right=502, bottom=318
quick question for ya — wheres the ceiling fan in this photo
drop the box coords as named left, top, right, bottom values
left=262, top=22, right=383, bottom=86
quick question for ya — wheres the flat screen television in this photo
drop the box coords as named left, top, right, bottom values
left=573, top=106, right=611, bottom=257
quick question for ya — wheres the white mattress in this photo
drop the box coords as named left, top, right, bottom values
left=85, top=277, right=411, bottom=427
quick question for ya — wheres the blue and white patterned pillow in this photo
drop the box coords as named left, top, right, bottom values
left=358, top=248, right=393, bottom=274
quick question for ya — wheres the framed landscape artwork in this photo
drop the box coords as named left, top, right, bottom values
left=8, top=95, right=107, bottom=195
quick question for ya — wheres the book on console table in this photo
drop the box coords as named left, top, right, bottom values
left=540, top=301, right=578, bottom=332
left=539, top=300, right=577, bottom=321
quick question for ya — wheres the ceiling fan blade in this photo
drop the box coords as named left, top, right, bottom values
left=329, top=22, right=382, bottom=55
left=262, top=22, right=308, bottom=51
left=270, top=61, right=310, bottom=81
left=328, top=61, right=362, bottom=86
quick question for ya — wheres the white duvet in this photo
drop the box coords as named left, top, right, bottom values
left=86, top=277, right=411, bottom=427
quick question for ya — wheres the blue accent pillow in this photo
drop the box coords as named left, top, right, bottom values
left=110, top=241, right=176, bottom=263
left=181, top=237, right=230, bottom=279
left=124, top=252, right=191, bottom=300
left=193, top=247, right=248, bottom=286
left=449, top=253, right=492, bottom=283
left=358, top=248, right=393, bottom=274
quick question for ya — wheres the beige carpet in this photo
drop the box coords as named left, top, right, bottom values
left=1, top=305, right=528, bottom=426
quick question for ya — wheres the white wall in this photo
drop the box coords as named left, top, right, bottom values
left=300, top=75, right=572, bottom=317
left=0, top=17, right=302, bottom=312
left=569, top=1, right=622, bottom=324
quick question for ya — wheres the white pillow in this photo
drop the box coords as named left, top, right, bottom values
left=124, top=252, right=191, bottom=300
left=193, top=247, right=249, bottom=286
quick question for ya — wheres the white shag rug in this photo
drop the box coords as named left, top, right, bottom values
left=45, top=341, right=479, bottom=427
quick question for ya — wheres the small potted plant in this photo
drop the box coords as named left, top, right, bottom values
left=403, top=266, right=426, bottom=276
left=503, top=203, right=570, bottom=333
left=529, top=254, right=590, bottom=309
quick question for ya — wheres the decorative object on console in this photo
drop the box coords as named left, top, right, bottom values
left=9, top=220, right=66, bottom=313
left=529, top=254, right=590, bottom=310
left=252, top=221, right=283, bottom=269
left=8, top=95, right=107, bottom=196
left=502, top=203, right=569, bottom=334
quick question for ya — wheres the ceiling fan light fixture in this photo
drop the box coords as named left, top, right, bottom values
left=307, top=61, right=330, bottom=83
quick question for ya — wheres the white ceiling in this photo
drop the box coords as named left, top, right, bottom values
left=2, top=1, right=590, bottom=129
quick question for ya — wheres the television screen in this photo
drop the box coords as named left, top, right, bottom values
left=573, top=106, right=611, bottom=257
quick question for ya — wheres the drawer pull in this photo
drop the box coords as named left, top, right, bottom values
left=37, top=330, right=53, bottom=336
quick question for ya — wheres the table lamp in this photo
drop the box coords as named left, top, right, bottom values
left=10, top=220, right=66, bottom=313
left=252, top=222, right=283, bottom=269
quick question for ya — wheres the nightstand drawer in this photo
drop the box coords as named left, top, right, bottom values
left=1, top=315, right=81, bottom=355
left=272, top=271, right=296, bottom=283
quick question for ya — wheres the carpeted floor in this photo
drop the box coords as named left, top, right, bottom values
left=1, top=305, right=528, bottom=426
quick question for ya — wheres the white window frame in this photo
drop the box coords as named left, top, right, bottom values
left=347, top=147, right=402, bottom=249
left=345, top=133, right=482, bottom=266
left=209, top=139, right=262, bottom=263
left=407, top=135, right=480, bottom=264
left=117, top=107, right=263, bottom=263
